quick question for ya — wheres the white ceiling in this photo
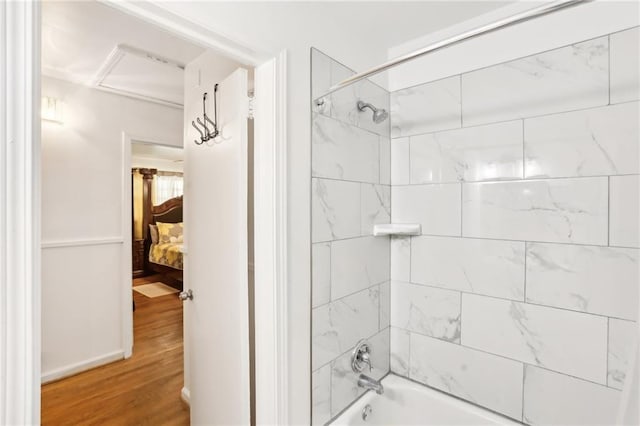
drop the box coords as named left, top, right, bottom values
left=42, top=1, right=511, bottom=105
left=132, top=142, right=183, bottom=162
left=42, top=0, right=240, bottom=107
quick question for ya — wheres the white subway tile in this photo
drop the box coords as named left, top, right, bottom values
left=462, top=178, right=608, bottom=245
left=411, top=236, right=525, bottom=301
left=391, top=76, right=461, bottom=138
left=611, top=27, right=640, bottom=104
left=312, top=242, right=331, bottom=308
left=390, top=236, right=410, bottom=282
left=360, top=184, right=390, bottom=236
left=610, top=175, right=640, bottom=248
left=379, top=281, right=390, bottom=330
left=391, top=281, right=461, bottom=343
left=331, top=328, right=389, bottom=417
left=390, top=327, right=410, bottom=376
left=311, top=363, right=331, bottom=426
left=523, top=365, right=621, bottom=426
left=380, top=137, right=391, bottom=185
left=608, top=318, right=638, bottom=390
left=462, top=37, right=609, bottom=127
left=392, top=184, right=461, bottom=237
left=312, top=286, right=379, bottom=370
left=312, top=113, right=379, bottom=183
left=391, top=137, right=410, bottom=185
left=410, top=120, right=523, bottom=184
left=410, top=333, right=524, bottom=420
left=331, top=236, right=390, bottom=300
left=311, top=178, right=360, bottom=243
left=461, top=294, right=608, bottom=383
left=525, top=102, right=640, bottom=178
left=527, top=243, right=639, bottom=320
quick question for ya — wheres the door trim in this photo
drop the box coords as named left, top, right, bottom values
left=0, top=1, right=41, bottom=424
left=254, top=51, right=289, bottom=425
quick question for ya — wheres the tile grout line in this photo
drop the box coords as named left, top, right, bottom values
left=395, top=325, right=616, bottom=391
left=328, top=241, right=332, bottom=304
left=459, top=292, right=464, bottom=345
left=524, top=242, right=528, bottom=302
left=390, top=31, right=616, bottom=95
left=521, top=119, right=526, bottom=179
left=401, top=279, right=634, bottom=322
left=606, top=317, right=610, bottom=388
left=460, top=183, right=463, bottom=236
left=521, top=365, right=526, bottom=422
left=315, top=164, right=640, bottom=189
left=389, top=99, right=638, bottom=140
left=459, top=74, right=464, bottom=129
left=608, top=176, right=611, bottom=246
left=407, top=232, right=640, bottom=250
left=608, top=34, right=611, bottom=106
left=315, top=277, right=391, bottom=311
left=389, top=173, right=639, bottom=187
left=408, top=330, right=412, bottom=378
left=391, top=99, right=640, bottom=140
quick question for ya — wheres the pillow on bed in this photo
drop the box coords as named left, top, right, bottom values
left=156, top=222, right=184, bottom=244
left=149, top=224, right=159, bottom=244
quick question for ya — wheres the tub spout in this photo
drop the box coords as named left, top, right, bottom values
left=358, top=374, right=384, bottom=395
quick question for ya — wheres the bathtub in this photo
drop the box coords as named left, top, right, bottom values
left=331, top=374, right=519, bottom=425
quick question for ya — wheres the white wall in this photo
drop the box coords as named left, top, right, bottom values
left=131, top=156, right=183, bottom=173
left=40, top=76, right=182, bottom=382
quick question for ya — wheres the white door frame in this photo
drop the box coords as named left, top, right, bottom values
left=122, top=134, right=184, bottom=360
left=0, top=1, right=41, bottom=424
left=1, top=1, right=289, bottom=424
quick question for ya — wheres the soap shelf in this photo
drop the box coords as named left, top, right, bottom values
left=373, top=223, right=421, bottom=237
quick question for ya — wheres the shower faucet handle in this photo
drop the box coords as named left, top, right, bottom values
left=352, top=339, right=373, bottom=373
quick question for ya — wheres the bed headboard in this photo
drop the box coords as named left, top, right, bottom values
left=150, top=195, right=183, bottom=225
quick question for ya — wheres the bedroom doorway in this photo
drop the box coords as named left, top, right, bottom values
left=130, top=141, right=184, bottom=288
left=129, top=140, right=185, bottom=398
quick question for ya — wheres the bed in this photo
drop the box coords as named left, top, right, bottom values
left=144, top=195, right=184, bottom=286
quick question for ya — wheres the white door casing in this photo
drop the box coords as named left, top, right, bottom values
left=253, top=53, right=289, bottom=425
left=184, top=68, right=251, bottom=424
left=0, top=1, right=41, bottom=424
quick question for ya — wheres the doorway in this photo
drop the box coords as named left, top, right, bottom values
left=2, top=0, right=287, bottom=423
left=39, top=1, right=256, bottom=423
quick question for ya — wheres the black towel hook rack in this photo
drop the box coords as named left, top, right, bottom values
left=192, top=83, right=219, bottom=145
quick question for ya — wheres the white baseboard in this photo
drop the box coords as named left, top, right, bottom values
left=41, top=350, right=124, bottom=384
left=181, top=387, right=191, bottom=405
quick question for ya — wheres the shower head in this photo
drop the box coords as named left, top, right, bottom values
left=357, top=101, right=388, bottom=124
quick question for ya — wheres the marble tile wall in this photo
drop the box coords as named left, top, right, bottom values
left=311, top=48, right=391, bottom=425
left=389, top=27, right=639, bottom=425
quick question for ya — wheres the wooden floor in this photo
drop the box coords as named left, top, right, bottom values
left=41, top=275, right=190, bottom=426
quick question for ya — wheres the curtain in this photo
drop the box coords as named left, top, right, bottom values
left=154, top=172, right=183, bottom=204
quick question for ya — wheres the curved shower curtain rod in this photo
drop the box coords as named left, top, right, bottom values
left=320, top=0, right=590, bottom=98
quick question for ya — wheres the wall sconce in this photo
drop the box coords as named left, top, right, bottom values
left=41, top=96, right=64, bottom=124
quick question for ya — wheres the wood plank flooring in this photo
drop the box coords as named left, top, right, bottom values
left=41, top=275, right=190, bottom=425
